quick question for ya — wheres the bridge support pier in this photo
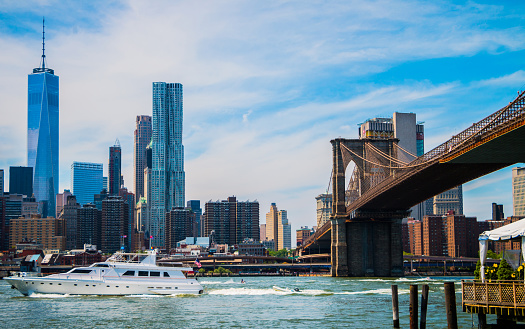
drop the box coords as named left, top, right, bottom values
left=331, top=216, right=404, bottom=277
left=331, top=215, right=349, bottom=277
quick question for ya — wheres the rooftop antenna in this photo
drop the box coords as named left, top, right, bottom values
left=40, top=17, right=47, bottom=69
left=115, top=138, right=121, bottom=147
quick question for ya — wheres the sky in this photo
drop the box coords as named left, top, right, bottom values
left=1, top=0, right=525, bottom=244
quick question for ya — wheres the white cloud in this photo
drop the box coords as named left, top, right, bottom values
left=1, top=0, right=525, bottom=240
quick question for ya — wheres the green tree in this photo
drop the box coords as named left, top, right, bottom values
left=269, top=249, right=289, bottom=257
left=474, top=260, right=481, bottom=280
left=497, top=259, right=514, bottom=281
left=198, top=268, right=206, bottom=274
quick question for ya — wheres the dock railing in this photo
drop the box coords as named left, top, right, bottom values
left=462, top=279, right=525, bottom=310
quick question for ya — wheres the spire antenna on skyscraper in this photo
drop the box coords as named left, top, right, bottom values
left=40, top=17, right=47, bottom=70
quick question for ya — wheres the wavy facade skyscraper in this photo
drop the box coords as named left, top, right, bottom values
left=27, top=19, right=59, bottom=217
left=150, top=82, right=185, bottom=248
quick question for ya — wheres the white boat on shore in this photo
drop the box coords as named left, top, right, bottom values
left=5, top=249, right=203, bottom=296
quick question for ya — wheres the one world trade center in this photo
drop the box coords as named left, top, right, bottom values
left=27, top=19, right=59, bottom=218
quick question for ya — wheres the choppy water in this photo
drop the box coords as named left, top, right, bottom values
left=1, top=276, right=487, bottom=328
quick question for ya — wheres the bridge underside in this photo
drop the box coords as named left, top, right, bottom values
left=356, top=123, right=525, bottom=212
left=332, top=218, right=403, bottom=277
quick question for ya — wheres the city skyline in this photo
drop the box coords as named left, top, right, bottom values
left=1, top=1, right=525, bottom=239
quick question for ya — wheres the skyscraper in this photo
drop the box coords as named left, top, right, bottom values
left=150, top=82, right=185, bottom=247
left=0, top=169, right=3, bottom=195
left=187, top=200, right=202, bottom=237
left=204, top=196, right=259, bottom=245
left=9, top=166, right=33, bottom=197
left=265, top=203, right=291, bottom=250
left=134, top=115, right=152, bottom=201
left=513, top=167, right=525, bottom=217
left=71, top=162, right=103, bottom=205
left=27, top=19, right=59, bottom=218
left=109, top=141, right=122, bottom=195
left=315, top=193, right=332, bottom=228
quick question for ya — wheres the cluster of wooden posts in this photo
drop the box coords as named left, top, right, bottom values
left=391, top=282, right=458, bottom=329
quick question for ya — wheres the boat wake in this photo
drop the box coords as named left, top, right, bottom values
left=208, top=288, right=331, bottom=296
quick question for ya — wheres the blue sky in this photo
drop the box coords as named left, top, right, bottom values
left=1, top=0, right=525, bottom=240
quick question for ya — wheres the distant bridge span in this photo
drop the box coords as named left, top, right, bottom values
left=300, top=90, right=525, bottom=277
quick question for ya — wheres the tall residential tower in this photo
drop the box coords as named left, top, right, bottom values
left=150, top=82, right=185, bottom=247
left=108, top=141, right=122, bottom=195
left=28, top=19, right=59, bottom=217
left=134, top=115, right=152, bottom=200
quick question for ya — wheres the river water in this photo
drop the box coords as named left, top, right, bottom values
left=1, top=276, right=486, bottom=328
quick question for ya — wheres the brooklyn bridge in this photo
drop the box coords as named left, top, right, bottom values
left=298, top=90, right=525, bottom=277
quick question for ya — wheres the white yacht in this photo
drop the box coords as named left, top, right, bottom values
left=5, top=249, right=203, bottom=296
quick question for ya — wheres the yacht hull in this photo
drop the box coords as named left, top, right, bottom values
left=5, top=277, right=203, bottom=296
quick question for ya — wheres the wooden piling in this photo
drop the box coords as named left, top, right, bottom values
left=420, top=284, right=429, bottom=329
left=444, top=282, right=458, bottom=329
left=391, top=285, right=400, bottom=328
left=410, top=284, right=418, bottom=329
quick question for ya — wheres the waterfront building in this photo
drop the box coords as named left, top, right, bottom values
left=204, top=196, right=259, bottom=245
left=513, top=167, right=525, bottom=216
left=492, top=203, right=504, bottom=221
left=71, top=162, right=103, bottom=205
left=9, top=215, right=65, bottom=250
left=134, top=197, right=148, bottom=251
left=266, top=203, right=278, bottom=245
left=59, top=195, right=80, bottom=250
left=0, top=169, right=3, bottom=195
left=265, top=203, right=291, bottom=250
left=165, top=207, right=195, bottom=250
left=0, top=197, right=5, bottom=250
left=1, top=194, right=23, bottom=249
left=27, top=21, right=59, bottom=218
left=119, top=187, right=135, bottom=252
left=277, top=210, right=291, bottom=250
left=77, top=203, right=101, bottom=249
left=444, top=213, right=478, bottom=258
left=134, top=115, right=152, bottom=201
left=238, top=239, right=266, bottom=256
left=296, top=226, right=313, bottom=247
left=55, top=189, right=72, bottom=218
left=135, top=197, right=148, bottom=233
left=260, top=224, right=266, bottom=242
left=102, top=177, right=108, bottom=191
left=432, top=185, right=463, bottom=216
left=406, top=218, right=422, bottom=255
left=21, top=196, right=40, bottom=218
left=108, top=142, right=122, bottom=195
left=150, top=82, right=186, bottom=248
left=94, top=189, right=109, bottom=211
left=101, top=195, right=128, bottom=254
left=9, top=166, right=33, bottom=197
left=422, top=216, right=443, bottom=256
left=187, top=200, right=202, bottom=237
left=315, top=194, right=332, bottom=228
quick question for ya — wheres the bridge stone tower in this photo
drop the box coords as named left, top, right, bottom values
left=331, top=138, right=406, bottom=277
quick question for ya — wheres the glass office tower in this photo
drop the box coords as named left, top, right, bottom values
left=150, top=82, right=185, bottom=248
left=27, top=21, right=59, bottom=218
left=71, top=162, right=103, bottom=205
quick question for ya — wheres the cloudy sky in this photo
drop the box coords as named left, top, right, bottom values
left=1, top=0, right=525, bottom=242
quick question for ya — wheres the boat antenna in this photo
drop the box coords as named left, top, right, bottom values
left=40, top=17, right=47, bottom=70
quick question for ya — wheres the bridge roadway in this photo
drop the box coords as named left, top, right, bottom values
left=300, top=90, right=525, bottom=276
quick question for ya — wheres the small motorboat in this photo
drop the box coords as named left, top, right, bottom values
left=272, top=286, right=301, bottom=293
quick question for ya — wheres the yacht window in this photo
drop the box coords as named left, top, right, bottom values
left=123, top=270, right=135, bottom=276
left=150, top=271, right=160, bottom=277
left=163, top=272, right=170, bottom=277
left=71, top=269, right=92, bottom=274
left=94, top=264, right=110, bottom=267
left=138, top=271, right=148, bottom=277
